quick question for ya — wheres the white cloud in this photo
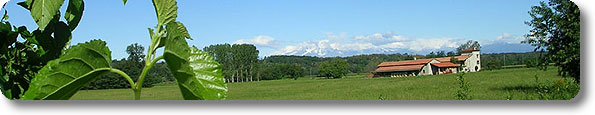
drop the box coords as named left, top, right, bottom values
left=270, top=32, right=461, bottom=57
left=233, top=35, right=279, bottom=48
left=353, top=31, right=407, bottom=45
left=484, top=33, right=526, bottom=45
left=405, top=38, right=459, bottom=51
left=496, top=33, right=511, bottom=40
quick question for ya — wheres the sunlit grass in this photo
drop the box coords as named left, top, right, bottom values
left=71, top=67, right=570, bottom=100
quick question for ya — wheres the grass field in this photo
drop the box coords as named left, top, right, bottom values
left=70, top=67, right=574, bottom=100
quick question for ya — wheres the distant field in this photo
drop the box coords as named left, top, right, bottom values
left=71, top=67, right=569, bottom=100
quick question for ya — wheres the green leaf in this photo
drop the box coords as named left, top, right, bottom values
left=31, top=0, right=65, bottom=31
left=152, top=0, right=177, bottom=26
left=17, top=26, right=37, bottom=45
left=157, top=22, right=191, bottom=47
left=30, top=21, right=71, bottom=63
left=0, top=22, right=18, bottom=51
left=53, top=21, right=72, bottom=52
left=17, top=0, right=34, bottom=10
left=122, top=0, right=128, bottom=5
left=22, top=40, right=112, bottom=100
left=173, top=22, right=192, bottom=40
left=64, top=0, right=84, bottom=31
left=163, top=23, right=226, bottom=100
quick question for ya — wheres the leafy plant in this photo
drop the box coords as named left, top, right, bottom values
left=2, top=0, right=226, bottom=100
left=82, top=43, right=173, bottom=90
left=319, top=59, right=350, bottom=79
left=378, top=94, right=387, bottom=100
left=22, top=40, right=115, bottom=100
left=485, top=59, right=502, bottom=71
left=525, top=76, right=579, bottom=100
left=455, top=73, right=472, bottom=100
left=523, top=0, right=580, bottom=82
left=1, top=0, right=84, bottom=99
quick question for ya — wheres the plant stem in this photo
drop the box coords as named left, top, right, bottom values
left=109, top=68, right=135, bottom=89
left=133, top=55, right=164, bottom=100
left=131, top=24, right=164, bottom=100
left=106, top=68, right=139, bottom=100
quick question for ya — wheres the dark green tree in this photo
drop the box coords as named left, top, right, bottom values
left=204, top=44, right=233, bottom=82
left=436, top=51, right=447, bottom=57
left=485, top=59, right=502, bottom=71
left=456, top=40, right=481, bottom=54
left=426, top=52, right=436, bottom=58
left=126, top=43, right=145, bottom=62
left=447, top=51, right=457, bottom=56
left=319, top=59, right=350, bottom=79
left=288, top=64, right=305, bottom=80
left=204, top=44, right=258, bottom=82
left=523, top=0, right=580, bottom=82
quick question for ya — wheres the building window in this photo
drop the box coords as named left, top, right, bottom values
left=477, top=60, right=479, bottom=64
left=477, top=54, right=479, bottom=58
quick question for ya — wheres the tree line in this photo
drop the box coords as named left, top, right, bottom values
left=85, top=42, right=542, bottom=88
left=83, top=43, right=173, bottom=90
left=203, top=44, right=259, bottom=82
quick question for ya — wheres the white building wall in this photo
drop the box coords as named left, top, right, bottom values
left=419, top=59, right=441, bottom=76
left=462, top=51, right=481, bottom=72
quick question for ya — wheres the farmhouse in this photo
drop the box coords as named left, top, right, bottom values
left=373, top=48, right=480, bottom=77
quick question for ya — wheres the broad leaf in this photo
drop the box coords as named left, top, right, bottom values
left=163, top=23, right=226, bottom=100
left=152, top=0, right=177, bottom=26
left=157, top=22, right=191, bottom=47
left=53, top=21, right=72, bottom=53
left=31, top=0, right=65, bottom=31
left=64, top=0, right=84, bottom=31
left=22, top=40, right=112, bottom=100
left=173, top=22, right=192, bottom=40
left=32, top=21, right=72, bottom=63
left=0, top=22, right=18, bottom=51
left=122, top=0, right=128, bottom=5
left=17, top=26, right=38, bottom=45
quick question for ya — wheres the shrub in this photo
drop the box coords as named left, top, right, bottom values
left=319, top=59, right=350, bottom=79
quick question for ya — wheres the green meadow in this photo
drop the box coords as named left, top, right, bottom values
left=70, top=67, right=572, bottom=100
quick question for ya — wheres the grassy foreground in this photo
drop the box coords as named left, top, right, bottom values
left=70, top=67, right=573, bottom=100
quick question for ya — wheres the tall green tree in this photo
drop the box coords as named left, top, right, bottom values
left=126, top=43, right=145, bottom=62
left=204, top=44, right=233, bottom=82
left=319, top=59, right=350, bottom=79
left=426, top=52, right=436, bottom=58
left=456, top=40, right=481, bottom=54
left=436, top=51, right=447, bottom=57
left=523, top=0, right=580, bottom=82
left=205, top=44, right=258, bottom=82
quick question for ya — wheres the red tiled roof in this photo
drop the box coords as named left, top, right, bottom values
left=434, top=55, right=469, bottom=62
left=377, top=59, right=434, bottom=67
left=460, top=48, right=480, bottom=53
left=375, top=65, right=424, bottom=72
left=431, top=62, right=459, bottom=68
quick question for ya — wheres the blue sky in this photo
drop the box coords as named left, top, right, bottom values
left=2, top=0, right=542, bottom=59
